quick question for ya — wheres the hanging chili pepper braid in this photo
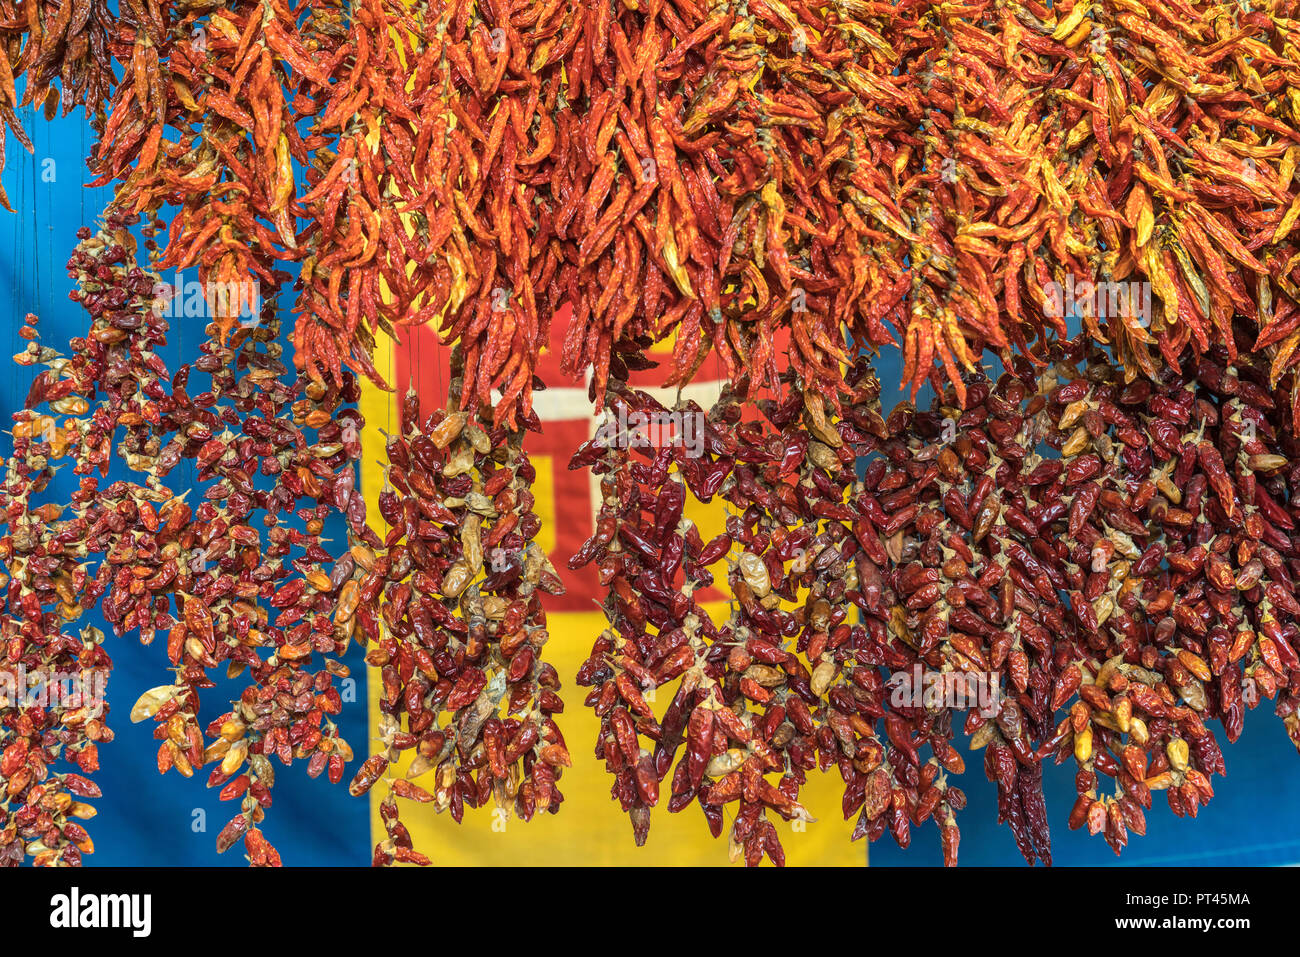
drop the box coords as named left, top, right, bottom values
left=348, top=349, right=568, bottom=866
left=550, top=0, right=905, bottom=412
left=90, top=1, right=335, bottom=346
left=295, top=0, right=404, bottom=393
left=0, top=216, right=159, bottom=866
left=571, top=370, right=731, bottom=850
left=0, top=0, right=116, bottom=210
left=872, top=0, right=1300, bottom=410
left=407, top=0, right=560, bottom=428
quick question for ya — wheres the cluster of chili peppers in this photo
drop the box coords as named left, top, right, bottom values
left=0, top=208, right=374, bottom=865
left=550, top=0, right=904, bottom=412
left=0, top=0, right=116, bottom=211
left=574, top=324, right=1300, bottom=865
left=0, top=217, right=143, bottom=866
left=140, top=318, right=366, bottom=868
left=574, top=361, right=972, bottom=866
left=1032, top=330, right=1300, bottom=853
left=346, top=382, right=568, bottom=866
left=842, top=0, right=1300, bottom=414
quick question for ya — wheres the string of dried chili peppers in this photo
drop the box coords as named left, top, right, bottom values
left=349, top=366, right=567, bottom=866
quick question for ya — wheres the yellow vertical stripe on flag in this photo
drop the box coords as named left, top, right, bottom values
left=360, top=323, right=395, bottom=867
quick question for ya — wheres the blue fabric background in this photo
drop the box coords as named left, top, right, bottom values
left=2, top=102, right=1297, bottom=867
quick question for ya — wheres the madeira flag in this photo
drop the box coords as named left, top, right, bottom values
left=358, top=304, right=864, bottom=865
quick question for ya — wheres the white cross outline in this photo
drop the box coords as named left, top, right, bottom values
left=488, top=368, right=729, bottom=537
